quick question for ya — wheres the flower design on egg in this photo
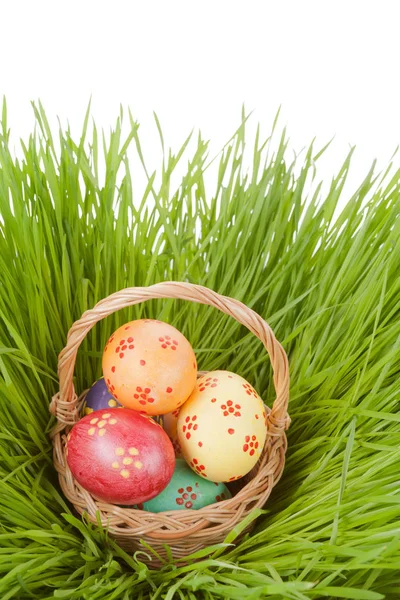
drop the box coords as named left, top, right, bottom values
left=66, top=408, right=175, bottom=505
left=220, top=400, right=241, bottom=417
left=111, top=446, right=143, bottom=477
left=181, top=415, right=198, bottom=440
left=102, top=319, right=197, bottom=415
left=177, top=370, right=268, bottom=482
left=87, top=412, right=118, bottom=437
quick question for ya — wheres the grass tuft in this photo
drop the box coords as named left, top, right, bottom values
left=0, top=99, right=399, bottom=599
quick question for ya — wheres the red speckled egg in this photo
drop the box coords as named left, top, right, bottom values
left=102, top=319, right=197, bottom=415
left=177, top=370, right=267, bottom=482
left=66, top=408, right=175, bottom=504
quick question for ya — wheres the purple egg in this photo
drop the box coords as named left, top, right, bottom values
left=82, top=377, right=123, bottom=415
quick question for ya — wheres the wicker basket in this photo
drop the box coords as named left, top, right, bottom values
left=49, top=282, right=290, bottom=566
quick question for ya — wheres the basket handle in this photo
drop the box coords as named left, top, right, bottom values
left=50, top=282, right=290, bottom=433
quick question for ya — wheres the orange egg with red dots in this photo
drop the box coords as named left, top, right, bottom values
left=102, top=319, right=197, bottom=415
left=177, top=370, right=268, bottom=482
left=66, top=408, right=175, bottom=504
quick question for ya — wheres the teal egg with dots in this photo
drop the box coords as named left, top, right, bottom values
left=136, top=459, right=231, bottom=512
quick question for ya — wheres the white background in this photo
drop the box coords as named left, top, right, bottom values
left=1, top=0, right=400, bottom=198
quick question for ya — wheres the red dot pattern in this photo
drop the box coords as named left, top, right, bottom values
left=189, top=458, right=206, bottom=476
left=106, top=379, right=118, bottom=399
left=114, top=337, right=135, bottom=360
left=182, top=415, right=198, bottom=439
left=215, top=493, right=227, bottom=502
left=220, top=400, right=242, bottom=417
left=199, top=377, right=219, bottom=392
left=243, top=382, right=258, bottom=398
left=159, top=336, right=179, bottom=351
left=175, top=485, right=197, bottom=508
left=133, top=386, right=155, bottom=406
left=242, top=434, right=259, bottom=456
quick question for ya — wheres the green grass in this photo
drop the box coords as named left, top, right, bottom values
left=0, top=98, right=399, bottom=599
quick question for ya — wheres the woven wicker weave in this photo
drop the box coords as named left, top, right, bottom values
left=49, top=282, right=290, bottom=566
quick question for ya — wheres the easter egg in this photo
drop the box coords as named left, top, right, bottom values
left=102, top=319, right=197, bottom=415
left=137, top=459, right=231, bottom=512
left=66, top=408, right=175, bottom=504
left=177, top=370, right=268, bottom=482
left=163, top=408, right=183, bottom=457
left=82, top=377, right=123, bottom=416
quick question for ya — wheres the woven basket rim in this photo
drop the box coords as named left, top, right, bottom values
left=49, top=281, right=290, bottom=558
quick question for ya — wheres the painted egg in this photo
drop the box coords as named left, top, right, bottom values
left=163, top=408, right=183, bottom=457
left=136, top=459, right=231, bottom=512
left=82, top=377, right=123, bottom=416
left=102, top=319, right=197, bottom=415
left=177, top=370, right=268, bottom=482
left=66, top=408, right=175, bottom=504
